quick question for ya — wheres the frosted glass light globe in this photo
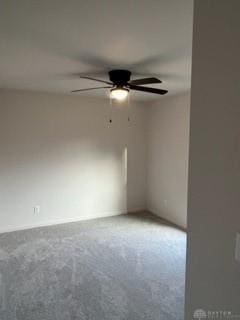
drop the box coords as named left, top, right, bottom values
left=110, top=88, right=129, bottom=101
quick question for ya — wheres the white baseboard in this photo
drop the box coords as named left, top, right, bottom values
left=0, top=207, right=145, bottom=234
left=147, top=207, right=187, bottom=231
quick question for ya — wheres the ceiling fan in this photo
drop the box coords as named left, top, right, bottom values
left=71, top=70, right=168, bottom=100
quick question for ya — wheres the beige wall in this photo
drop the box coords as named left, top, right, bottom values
left=0, top=89, right=147, bottom=233
left=146, top=93, right=190, bottom=229
left=185, top=0, right=240, bottom=317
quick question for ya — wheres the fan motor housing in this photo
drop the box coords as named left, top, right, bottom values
left=109, top=70, right=131, bottom=86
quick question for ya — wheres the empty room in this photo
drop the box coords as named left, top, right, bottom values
left=1, top=1, right=240, bottom=319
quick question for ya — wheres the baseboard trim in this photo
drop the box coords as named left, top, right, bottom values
left=147, top=208, right=187, bottom=232
left=0, top=208, right=146, bottom=234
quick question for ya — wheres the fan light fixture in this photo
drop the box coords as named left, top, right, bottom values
left=110, top=87, right=129, bottom=101
left=71, top=70, right=168, bottom=97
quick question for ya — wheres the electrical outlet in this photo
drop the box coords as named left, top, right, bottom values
left=235, top=233, right=240, bottom=262
left=33, top=206, right=40, bottom=214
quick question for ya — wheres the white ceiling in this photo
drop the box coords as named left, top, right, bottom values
left=0, top=0, right=193, bottom=100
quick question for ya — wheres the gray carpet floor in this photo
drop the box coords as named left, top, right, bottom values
left=0, top=212, right=186, bottom=320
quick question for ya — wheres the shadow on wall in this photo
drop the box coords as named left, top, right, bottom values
left=0, top=90, right=147, bottom=233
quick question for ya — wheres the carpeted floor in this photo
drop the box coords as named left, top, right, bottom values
left=0, top=212, right=186, bottom=320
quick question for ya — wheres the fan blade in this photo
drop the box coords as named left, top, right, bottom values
left=71, top=86, right=112, bottom=93
left=129, top=77, right=162, bottom=85
left=128, top=84, right=168, bottom=95
left=80, top=76, right=112, bottom=85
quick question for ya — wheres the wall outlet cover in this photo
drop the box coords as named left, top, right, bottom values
left=34, top=206, right=40, bottom=214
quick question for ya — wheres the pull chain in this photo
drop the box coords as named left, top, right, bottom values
left=127, top=93, right=130, bottom=122
left=109, top=93, right=131, bottom=124
left=109, top=95, right=113, bottom=123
